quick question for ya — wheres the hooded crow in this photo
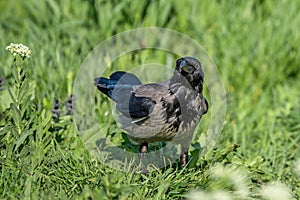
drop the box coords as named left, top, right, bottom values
left=95, top=57, right=208, bottom=172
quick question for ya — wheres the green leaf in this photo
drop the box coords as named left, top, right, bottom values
left=13, top=129, right=30, bottom=151
left=7, top=86, right=17, bottom=104
left=24, top=175, right=32, bottom=200
left=10, top=103, right=21, bottom=130
left=40, top=109, right=52, bottom=128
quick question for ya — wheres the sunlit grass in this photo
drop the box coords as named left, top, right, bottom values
left=0, top=0, right=299, bottom=199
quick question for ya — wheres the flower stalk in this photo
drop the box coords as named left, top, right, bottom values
left=6, top=43, right=32, bottom=134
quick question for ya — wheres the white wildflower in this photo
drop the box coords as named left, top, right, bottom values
left=260, top=182, right=293, bottom=200
left=209, top=164, right=249, bottom=198
left=6, top=43, right=31, bottom=59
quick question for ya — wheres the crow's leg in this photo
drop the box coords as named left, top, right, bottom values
left=139, top=142, right=148, bottom=174
left=180, top=147, right=189, bottom=168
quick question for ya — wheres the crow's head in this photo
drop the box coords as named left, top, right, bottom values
left=174, top=57, right=205, bottom=92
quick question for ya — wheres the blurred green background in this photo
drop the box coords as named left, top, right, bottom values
left=0, top=0, right=299, bottom=199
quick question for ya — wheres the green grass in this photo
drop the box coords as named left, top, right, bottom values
left=1, top=0, right=300, bottom=199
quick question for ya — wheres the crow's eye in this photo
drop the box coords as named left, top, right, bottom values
left=182, top=64, right=194, bottom=73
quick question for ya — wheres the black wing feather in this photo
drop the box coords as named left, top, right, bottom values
left=94, top=71, right=142, bottom=99
left=95, top=71, right=155, bottom=118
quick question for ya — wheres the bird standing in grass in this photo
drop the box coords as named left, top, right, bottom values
left=94, top=57, right=208, bottom=172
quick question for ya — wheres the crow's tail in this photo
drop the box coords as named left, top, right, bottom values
left=94, top=71, right=142, bottom=99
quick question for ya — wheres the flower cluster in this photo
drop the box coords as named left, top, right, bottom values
left=52, top=94, right=75, bottom=119
left=67, top=94, right=75, bottom=115
left=6, top=43, right=31, bottom=59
